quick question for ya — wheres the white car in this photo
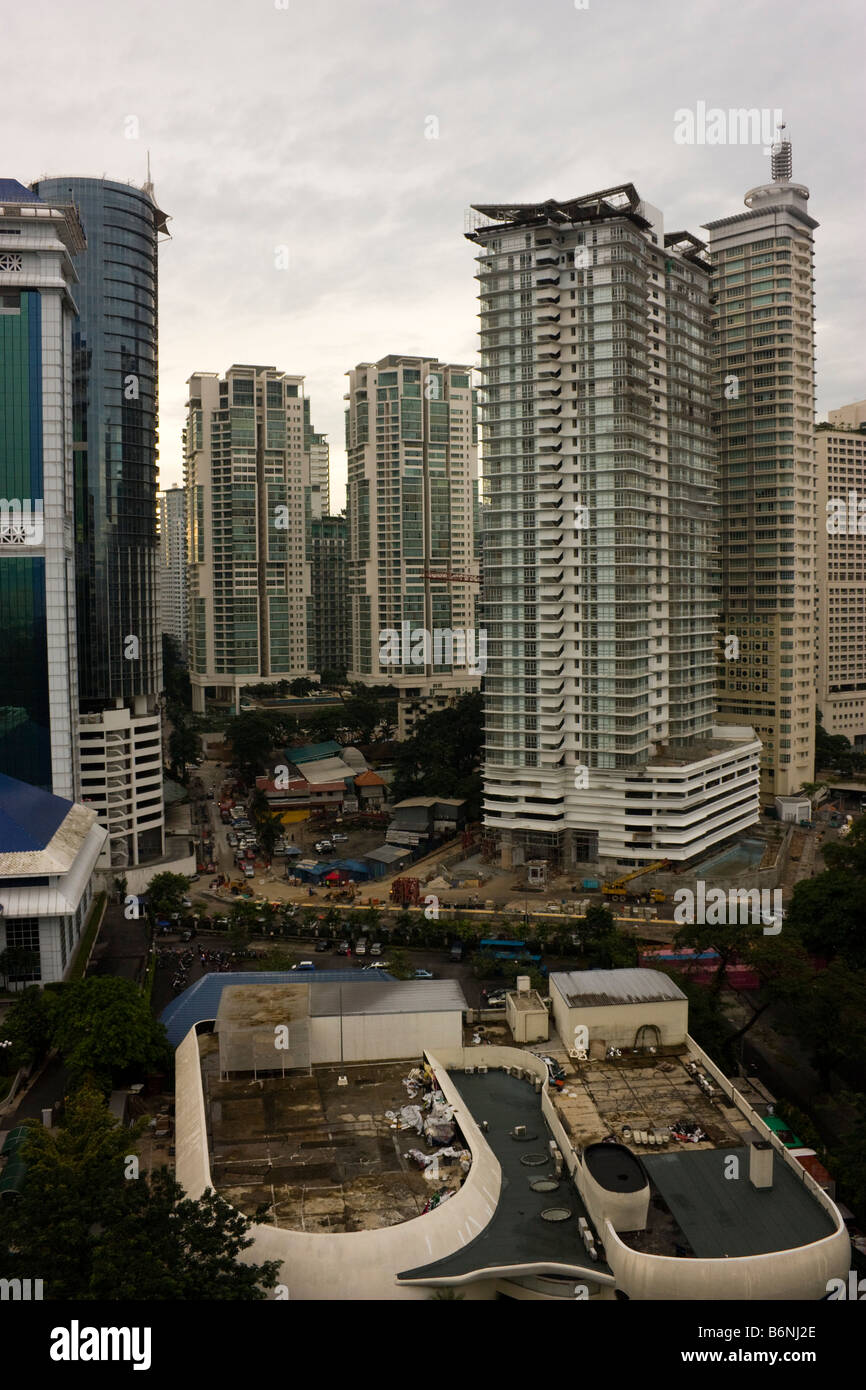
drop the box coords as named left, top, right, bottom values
left=315, top=840, right=334, bottom=854
left=332, top=833, right=349, bottom=843
left=362, top=962, right=389, bottom=971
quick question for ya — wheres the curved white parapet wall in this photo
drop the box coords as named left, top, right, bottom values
left=604, top=1219, right=850, bottom=1302
left=175, top=1031, right=848, bottom=1300
left=174, top=1028, right=505, bottom=1300
left=579, top=1145, right=650, bottom=1235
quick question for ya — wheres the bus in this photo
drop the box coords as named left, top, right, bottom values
left=479, top=938, right=542, bottom=965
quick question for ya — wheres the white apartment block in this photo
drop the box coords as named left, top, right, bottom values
left=466, top=186, right=760, bottom=869
left=78, top=698, right=165, bottom=870
left=817, top=406, right=866, bottom=746
left=158, top=486, right=188, bottom=658
left=345, top=355, right=481, bottom=715
left=185, top=365, right=312, bottom=714
left=704, top=137, right=819, bottom=800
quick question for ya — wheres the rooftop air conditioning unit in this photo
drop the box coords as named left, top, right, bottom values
left=477, top=1064, right=488, bottom=1074
left=464, top=1066, right=475, bottom=1075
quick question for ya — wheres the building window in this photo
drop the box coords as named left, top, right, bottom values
left=3, top=917, right=41, bottom=982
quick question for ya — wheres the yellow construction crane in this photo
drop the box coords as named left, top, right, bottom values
left=602, top=860, right=670, bottom=902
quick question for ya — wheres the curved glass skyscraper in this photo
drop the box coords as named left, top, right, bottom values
left=33, top=177, right=166, bottom=701
left=31, top=176, right=169, bottom=867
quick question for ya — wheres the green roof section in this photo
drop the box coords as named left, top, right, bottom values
left=761, top=1114, right=805, bottom=1148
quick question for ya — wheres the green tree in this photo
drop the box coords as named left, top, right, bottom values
left=162, top=633, right=191, bottom=711
left=146, top=872, right=191, bottom=919
left=0, top=948, right=42, bottom=993
left=0, top=1082, right=144, bottom=1297
left=0, top=1085, right=279, bottom=1300
left=289, top=677, right=316, bottom=698
left=320, top=668, right=347, bottom=689
left=168, top=720, right=202, bottom=780
left=225, top=712, right=280, bottom=783
left=583, top=905, right=616, bottom=939
left=391, top=691, right=483, bottom=813
left=387, top=948, right=413, bottom=980
left=51, top=977, right=171, bottom=1090
left=785, top=867, right=866, bottom=968
left=91, top=1169, right=281, bottom=1298
left=1, top=984, right=55, bottom=1067
left=343, top=691, right=384, bottom=745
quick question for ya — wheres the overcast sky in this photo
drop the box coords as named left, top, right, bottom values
left=10, top=0, right=864, bottom=506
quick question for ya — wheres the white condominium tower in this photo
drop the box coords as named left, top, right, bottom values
left=704, top=135, right=819, bottom=800
left=816, top=402, right=866, bottom=746
left=466, top=186, right=760, bottom=869
left=345, top=355, right=480, bottom=720
left=185, top=365, right=312, bottom=714
left=158, top=486, right=188, bottom=659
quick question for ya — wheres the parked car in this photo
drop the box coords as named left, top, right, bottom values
left=362, top=962, right=389, bottom=971
left=243, top=865, right=255, bottom=879
left=486, top=991, right=507, bottom=1008
left=414, top=968, right=434, bottom=979
left=315, top=939, right=331, bottom=952
left=332, top=833, right=349, bottom=843
left=314, top=840, right=334, bottom=854
left=292, top=961, right=316, bottom=971
left=449, top=942, right=463, bottom=961
left=370, top=942, right=383, bottom=957
left=335, top=940, right=351, bottom=956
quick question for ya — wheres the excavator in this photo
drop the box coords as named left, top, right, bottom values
left=602, top=860, right=670, bottom=903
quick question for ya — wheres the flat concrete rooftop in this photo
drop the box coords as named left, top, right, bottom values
left=201, top=1039, right=453, bottom=1232
left=551, top=1049, right=751, bottom=1153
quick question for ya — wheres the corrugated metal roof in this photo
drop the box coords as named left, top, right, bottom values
left=0, top=823, right=106, bottom=914
left=551, top=967, right=686, bottom=1008
left=286, top=741, right=342, bottom=764
left=299, top=757, right=355, bottom=784
left=364, top=844, right=410, bottom=863
left=160, top=970, right=393, bottom=1047
left=310, top=979, right=467, bottom=1017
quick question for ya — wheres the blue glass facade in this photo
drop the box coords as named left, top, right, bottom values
left=32, top=178, right=165, bottom=705
left=0, top=556, right=50, bottom=789
left=0, top=288, right=50, bottom=789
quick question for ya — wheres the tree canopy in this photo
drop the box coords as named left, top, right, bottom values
left=391, top=691, right=483, bottom=811
left=0, top=1085, right=280, bottom=1300
left=49, top=977, right=172, bottom=1090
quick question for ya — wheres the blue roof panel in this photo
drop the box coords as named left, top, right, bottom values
left=0, top=774, right=72, bottom=853
left=0, top=179, right=42, bottom=203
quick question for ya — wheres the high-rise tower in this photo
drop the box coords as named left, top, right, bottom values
left=32, top=176, right=169, bottom=869
left=185, top=364, right=312, bottom=713
left=158, top=486, right=188, bottom=659
left=466, top=187, right=760, bottom=869
left=345, top=354, right=481, bottom=730
left=704, top=134, right=819, bottom=800
left=816, top=404, right=866, bottom=747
